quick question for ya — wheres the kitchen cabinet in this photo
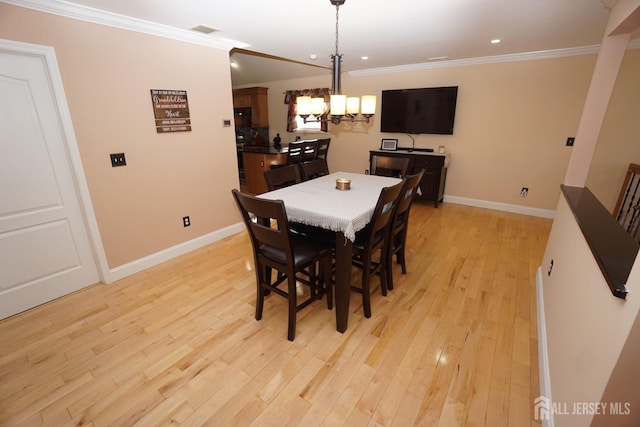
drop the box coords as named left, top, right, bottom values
left=369, top=149, right=449, bottom=207
left=233, top=87, right=269, bottom=128
left=243, top=149, right=287, bottom=194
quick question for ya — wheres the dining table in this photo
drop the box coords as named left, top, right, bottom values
left=259, top=171, right=402, bottom=333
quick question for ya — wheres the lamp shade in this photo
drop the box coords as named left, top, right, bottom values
left=360, top=95, right=377, bottom=116
left=296, top=96, right=312, bottom=116
left=310, top=97, right=326, bottom=115
left=330, top=95, right=347, bottom=116
left=346, top=97, right=360, bottom=115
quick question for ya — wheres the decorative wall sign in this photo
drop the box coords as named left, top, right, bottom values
left=150, top=89, right=191, bottom=133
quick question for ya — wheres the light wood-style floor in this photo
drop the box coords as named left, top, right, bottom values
left=0, top=201, right=551, bottom=426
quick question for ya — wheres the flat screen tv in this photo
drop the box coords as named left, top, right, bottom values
left=380, top=86, right=458, bottom=135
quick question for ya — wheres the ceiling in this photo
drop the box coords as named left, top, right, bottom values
left=40, top=0, right=639, bottom=86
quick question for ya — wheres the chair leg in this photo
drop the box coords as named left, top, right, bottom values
left=379, top=250, right=388, bottom=297
left=380, top=254, right=389, bottom=297
left=287, top=275, right=297, bottom=341
left=396, top=231, right=407, bottom=274
left=309, top=261, right=318, bottom=299
left=384, top=241, right=394, bottom=292
left=322, top=255, right=333, bottom=310
left=255, top=266, right=266, bottom=320
left=361, top=258, right=372, bottom=318
left=398, top=245, right=407, bottom=274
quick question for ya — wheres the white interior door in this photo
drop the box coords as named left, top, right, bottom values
left=0, top=41, right=100, bottom=320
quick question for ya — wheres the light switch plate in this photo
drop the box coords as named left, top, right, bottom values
left=110, top=153, right=126, bottom=167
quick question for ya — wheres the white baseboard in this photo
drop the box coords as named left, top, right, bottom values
left=536, top=266, right=554, bottom=427
left=444, top=195, right=555, bottom=218
left=103, top=222, right=245, bottom=284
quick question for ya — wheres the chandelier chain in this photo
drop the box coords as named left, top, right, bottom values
left=335, top=3, right=340, bottom=56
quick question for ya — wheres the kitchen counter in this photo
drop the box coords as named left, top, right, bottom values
left=241, top=147, right=288, bottom=194
left=238, top=144, right=289, bottom=155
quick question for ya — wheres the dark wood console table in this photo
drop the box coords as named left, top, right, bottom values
left=369, top=149, right=449, bottom=207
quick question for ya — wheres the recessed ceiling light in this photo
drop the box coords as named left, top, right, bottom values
left=361, top=56, right=369, bottom=60
left=230, top=61, right=238, bottom=68
left=309, top=54, right=318, bottom=60
left=191, top=24, right=220, bottom=34
left=491, top=39, right=501, bottom=44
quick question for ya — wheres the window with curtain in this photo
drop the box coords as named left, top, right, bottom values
left=284, top=88, right=330, bottom=133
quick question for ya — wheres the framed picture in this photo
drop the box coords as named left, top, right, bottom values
left=380, top=138, right=398, bottom=151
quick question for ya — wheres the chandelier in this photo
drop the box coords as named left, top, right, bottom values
left=296, top=0, right=376, bottom=125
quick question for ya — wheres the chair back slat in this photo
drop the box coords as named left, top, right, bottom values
left=302, top=140, right=318, bottom=162
left=316, top=138, right=331, bottom=160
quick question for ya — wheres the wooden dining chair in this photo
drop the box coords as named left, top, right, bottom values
left=371, top=155, right=410, bottom=178
left=386, top=170, right=424, bottom=291
left=263, top=165, right=326, bottom=284
left=231, top=189, right=333, bottom=341
left=301, top=158, right=330, bottom=181
left=350, top=180, right=405, bottom=318
left=286, top=141, right=305, bottom=165
left=264, top=164, right=301, bottom=191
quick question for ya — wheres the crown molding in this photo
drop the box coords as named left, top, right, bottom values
left=5, top=0, right=639, bottom=71
left=351, top=38, right=640, bottom=77
left=3, top=0, right=243, bottom=51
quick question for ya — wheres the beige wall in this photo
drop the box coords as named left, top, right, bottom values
left=587, top=49, right=640, bottom=212
left=592, top=306, right=640, bottom=427
left=261, top=55, right=604, bottom=211
left=541, top=196, right=640, bottom=426
left=0, top=4, right=240, bottom=269
left=2, top=3, right=637, bottom=268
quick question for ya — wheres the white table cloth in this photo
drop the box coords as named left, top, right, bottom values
left=260, top=172, right=401, bottom=242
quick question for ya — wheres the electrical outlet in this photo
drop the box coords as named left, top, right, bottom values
left=521, top=187, right=529, bottom=198
left=110, top=153, right=126, bottom=167
left=183, top=216, right=190, bottom=227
